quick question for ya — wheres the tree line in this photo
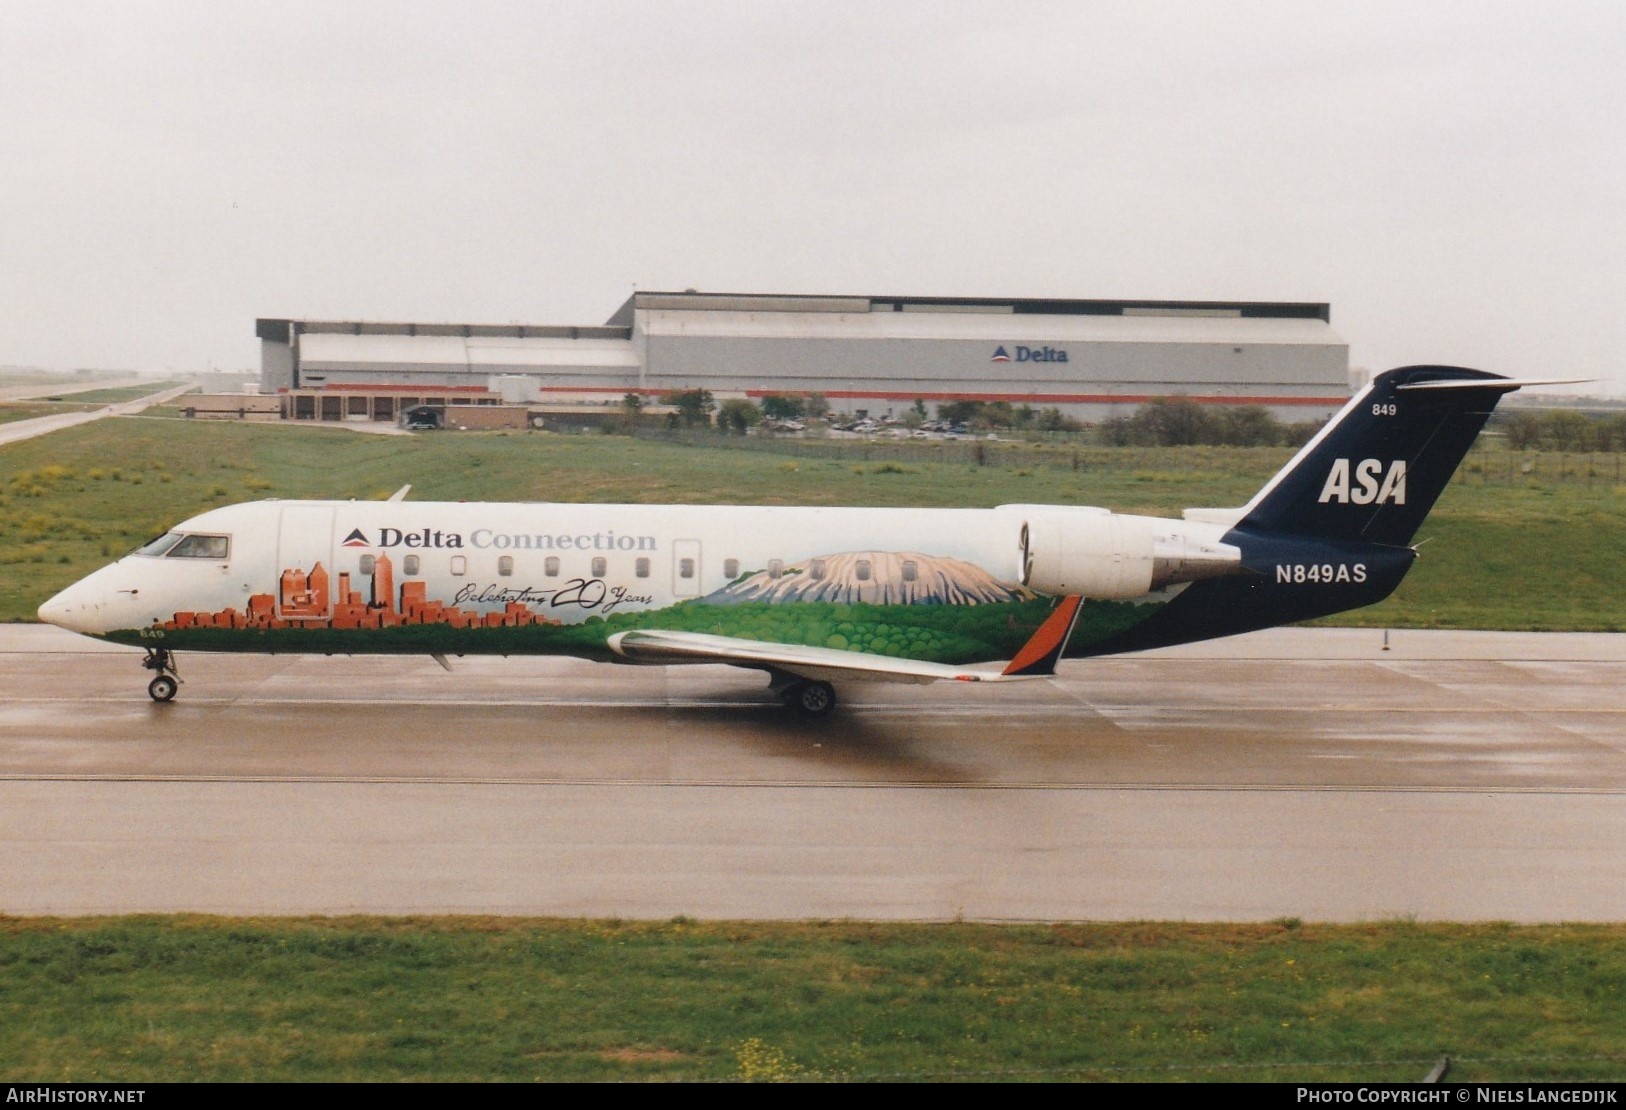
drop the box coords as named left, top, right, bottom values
left=646, top=390, right=831, bottom=433
left=640, top=391, right=1626, bottom=452
left=644, top=390, right=1324, bottom=446
left=1494, top=409, right=1626, bottom=452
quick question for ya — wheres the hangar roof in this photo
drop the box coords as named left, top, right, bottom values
left=605, top=291, right=1331, bottom=326
left=634, top=307, right=1337, bottom=346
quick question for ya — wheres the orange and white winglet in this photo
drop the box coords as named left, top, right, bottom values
left=1001, top=595, right=1084, bottom=677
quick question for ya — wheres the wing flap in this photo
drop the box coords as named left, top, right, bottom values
left=606, top=629, right=1038, bottom=686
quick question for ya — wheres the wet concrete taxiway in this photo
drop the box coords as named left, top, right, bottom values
left=3, top=625, right=1624, bottom=922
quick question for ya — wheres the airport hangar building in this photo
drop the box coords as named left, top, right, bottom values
left=257, top=291, right=1352, bottom=425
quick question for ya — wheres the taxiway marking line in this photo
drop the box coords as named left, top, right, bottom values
left=2, top=773, right=1623, bottom=795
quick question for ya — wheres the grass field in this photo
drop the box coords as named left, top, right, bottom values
left=2, top=917, right=1623, bottom=1083
left=1, top=417, right=1621, bottom=628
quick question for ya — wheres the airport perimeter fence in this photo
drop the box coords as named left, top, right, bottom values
left=1461, top=442, right=1626, bottom=488
left=633, top=427, right=1626, bottom=489
left=630, top=426, right=1299, bottom=476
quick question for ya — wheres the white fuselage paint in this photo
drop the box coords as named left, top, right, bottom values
left=42, top=499, right=1208, bottom=638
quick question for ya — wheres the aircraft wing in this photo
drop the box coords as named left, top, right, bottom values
left=605, top=596, right=1085, bottom=686
left=606, top=629, right=1025, bottom=685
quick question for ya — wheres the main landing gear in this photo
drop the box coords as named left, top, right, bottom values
left=142, top=648, right=181, bottom=703
left=776, top=678, right=837, bottom=717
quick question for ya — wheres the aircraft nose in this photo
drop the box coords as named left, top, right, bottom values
left=38, top=579, right=104, bottom=635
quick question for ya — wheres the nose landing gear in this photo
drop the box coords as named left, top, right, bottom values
left=142, top=648, right=181, bottom=702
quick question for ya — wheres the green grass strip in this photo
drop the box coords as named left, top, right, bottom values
left=2, top=917, right=1624, bottom=1082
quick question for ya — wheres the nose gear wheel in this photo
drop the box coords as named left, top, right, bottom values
left=141, top=648, right=182, bottom=702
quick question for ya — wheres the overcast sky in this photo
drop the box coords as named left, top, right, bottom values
left=2, top=1, right=1622, bottom=390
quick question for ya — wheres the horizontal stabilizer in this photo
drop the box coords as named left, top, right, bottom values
left=1394, top=377, right=1592, bottom=392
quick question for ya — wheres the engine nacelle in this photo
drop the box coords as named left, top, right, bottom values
left=1019, top=509, right=1242, bottom=599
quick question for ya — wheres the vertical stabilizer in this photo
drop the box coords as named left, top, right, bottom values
left=1232, top=366, right=1518, bottom=547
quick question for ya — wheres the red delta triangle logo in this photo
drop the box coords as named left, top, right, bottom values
left=341, top=529, right=370, bottom=548
left=991, top=346, right=1012, bottom=363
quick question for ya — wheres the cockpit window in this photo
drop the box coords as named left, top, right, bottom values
left=134, top=532, right=183, bottom=557
left=165, top=534, right=231, bottom=559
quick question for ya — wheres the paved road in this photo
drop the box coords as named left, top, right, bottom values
left=0, top=387, right=416, bottom=441
left=0, top=384, right=200, bottom=447
left=2, top=626, right=1623, bottom=921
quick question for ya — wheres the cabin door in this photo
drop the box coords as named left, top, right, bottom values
left=672, top=538, right=702, bottom=598
left=276, top=505, right=336, bottom=620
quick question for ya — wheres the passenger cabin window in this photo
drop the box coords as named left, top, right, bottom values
left=590, top=556, right=607, bottom=577
left=403, top=555, right=420, bottom=575
left=451, top=555, right=467, bottom=576
left=544, top=556, right=560, bottom=577
left=359, top=554, right=376, bottom=575
left=768, top=559, right=783, bottom=579
left=902, top=559, right=918, bottom=583
left=166, top=534, right=230, bottom=559
left=678, top=558, right=695, bottom=579
left=498, top=556, right=514, bottom=577
left=723, top=558, right=739, bottom=579
left=135, top=532, right=182, bottom=557
left=855, top=559, right=872, bottom=582
left=635, top=557, right=650, bottom=578
left=809, top=558, right=826, bottom=582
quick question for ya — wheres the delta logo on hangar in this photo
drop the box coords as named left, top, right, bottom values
left=992, top=345, right=1069, bottom=363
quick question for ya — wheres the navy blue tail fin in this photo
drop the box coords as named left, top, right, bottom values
left=1233, top=366, right=1517, bottom=548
